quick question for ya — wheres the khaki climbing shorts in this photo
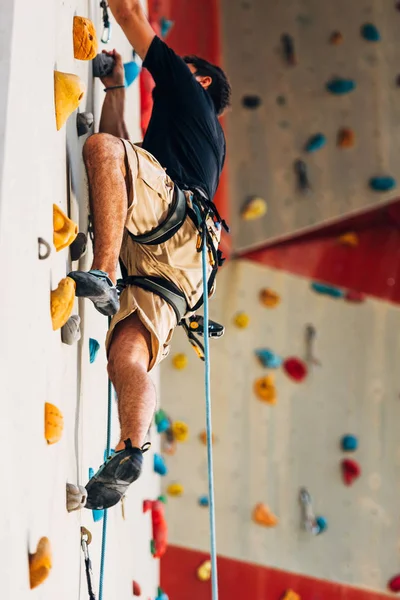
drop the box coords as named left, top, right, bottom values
left=105, top=139, right=200, bottom=371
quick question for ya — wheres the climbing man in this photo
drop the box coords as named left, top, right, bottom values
left=68, top=0, right=231, bottom=510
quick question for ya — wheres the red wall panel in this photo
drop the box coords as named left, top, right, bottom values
left=161, top=545, right=392, bottom=600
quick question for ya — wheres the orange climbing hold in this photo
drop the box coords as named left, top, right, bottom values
left=254, top=375, right=277, bottom=404
left=252, top=503, right=278, bottom=527
left=330, top=31, right=344, bottom=45
left=259, top=288, right=281, bottom=308
left=44, top=402, right=64, bottom=444
left=53, top=204, right=78, bottom=251
left=73, top=16, right=98, bottom=60
left=29, top=537, right=52, bottom=589
left=282, top=590, right=301, bottom=600
left=54, top=71, right=86, bottom=130
left=51, top=277, right=76, bottom=330
left=337, top=128, right=355, bottom=149
left=199, top=429, right=216, bottom=445
left=337, top=231, right=359, bottom=247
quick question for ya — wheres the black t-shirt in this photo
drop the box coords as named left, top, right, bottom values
left=142, top=36, right=225, bottom=201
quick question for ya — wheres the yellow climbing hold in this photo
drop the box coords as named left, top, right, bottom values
left=53, top=204, right=78, bottom=251
left=197, top=560, right=211, bottom=582
left=337, top=231, right=359, bottom=247
left=44, top=403, right=64, bottom=444
left=172, top=353, right=188, bottom=370
left=172, top=421, right=189, bottom=442
left=51, top=277, right=76, bottom=331
left=54, top=71, right=86, bottom=130
left=167, top=483, right=184, bottom=496
left=252, top=503, right=278, bottom=527
left=259, top=288, right=281, bottom=308
left=29, top=537, right=52, bottom=589
left=254, top=375, right=277, bottom=404
left=73, top=16, right=98, bottom=60
left=241, top=196, right=267, bottom=221
left=283, top=590, right=301, bottom=600
left=234, top=312, right=250, bottom=328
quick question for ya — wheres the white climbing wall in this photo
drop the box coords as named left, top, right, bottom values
left=160, top=259, right=400, bottom=592
left=0, top=0, right=161, bottom=598
left=220, top=0, right=400, bottom=252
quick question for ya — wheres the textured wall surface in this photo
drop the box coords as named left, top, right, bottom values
left=220, top=0, right=400, bottom=251
left=160, top=260, right=400, bottom=593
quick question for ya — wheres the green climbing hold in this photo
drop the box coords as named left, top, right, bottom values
left=361, top=23, right=381, bottom=42
left=89, top=338, right=100, bottom=363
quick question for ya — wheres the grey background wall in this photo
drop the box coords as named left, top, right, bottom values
left=220, top=0, right=400, bottom=251
left=161, top=260, right=400, bottom=592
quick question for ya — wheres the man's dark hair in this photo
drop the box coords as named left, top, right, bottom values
left=183, top=55, right=231, bottom=116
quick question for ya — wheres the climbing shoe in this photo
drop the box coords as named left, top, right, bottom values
left=67, top=269, right=119, bottom=316
left=84, top=439, right=151, bottom=510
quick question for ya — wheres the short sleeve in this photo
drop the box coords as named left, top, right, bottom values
left=143, top=36, right=199, bottom=95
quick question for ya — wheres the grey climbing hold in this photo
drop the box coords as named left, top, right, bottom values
left=361, top=23, right=381, bottom=42
left=70, top=232, right=88, bottom=261
left=77, top=112, right=94, bottom=137
left=326, top=78, right=356, bottom=95
left=92, top=53, right=115, bottom=78
left=61, top=315, right=81, bottom=345
left=294, top=159, right=311, bottom=192
left=242, top=95, right=261, bottom=109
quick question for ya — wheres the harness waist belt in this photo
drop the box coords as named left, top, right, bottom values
left=127, top=184, right=187, bottom=246
left=120, top=275, right=188, bottom=323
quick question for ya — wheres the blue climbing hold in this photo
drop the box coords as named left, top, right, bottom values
left=326, top=78, right=356, bottom=95
left=155, top=409, right=170, bottom=433
left=154, top=453, right=168, bottom=476
left=156, top=587, right=169, bottom=600
left=255, top=349, right=283, bottom=369
left=89, top=338, right=100, bottom=364
left=103, top=448, right=115, bottom=462
left=124, top=59, right=141, bottom=87
left=369, top=176, right=396, bottom=192
left=198, top=495, right=209, bottom=507
left=311, top=282, right=345, bottom=298
left=316, top=516, right=328, bottom=534
left=160, top=17, right=174, bottom=39
left=89, top=468, right=104, bottom=522
left=341, top=434, right=358, bottom=452
left=305, top=133, right=326, bottom=153
left=361, top=23, right=381, bottom=42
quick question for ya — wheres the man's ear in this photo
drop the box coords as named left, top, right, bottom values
left=197, top=75, right=212, bottom=90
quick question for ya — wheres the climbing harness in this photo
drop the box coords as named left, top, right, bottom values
left=81, top=527, right=97, bottom=600
left=117, top=185, right=229, bottom=360
left=100, top=1, right=112, bottom=44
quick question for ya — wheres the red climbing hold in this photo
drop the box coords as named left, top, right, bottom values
left=345, top=290, right=366, bottom=303
left=388, top=574, right=400, bottom=592
left=132, top=580, right=142, bottom=596
left=341, top=459, right=361, bottom=485
left=283, top=357, right=308, bottom=383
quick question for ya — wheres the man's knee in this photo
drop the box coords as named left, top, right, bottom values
left=83, top=133, right=123, bottom=165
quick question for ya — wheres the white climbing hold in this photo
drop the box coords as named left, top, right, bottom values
left=66, top=483, right=87, bottom=512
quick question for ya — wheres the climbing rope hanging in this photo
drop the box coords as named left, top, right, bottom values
left=201, top=241, right=219, bottom=600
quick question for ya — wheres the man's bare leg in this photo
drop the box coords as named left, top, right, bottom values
left=107, top=313, right=156, bottom=451
left=83, top=133, right=128, bottom=284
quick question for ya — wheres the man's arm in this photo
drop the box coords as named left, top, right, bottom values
left=99, top=50, right=130, bottom=139
left=107, top=0, right=155, bottom=60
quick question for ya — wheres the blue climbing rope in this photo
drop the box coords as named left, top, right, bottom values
left=98, top=319, right=113, bottom=600
left=201, top=242, right=219, bottom=600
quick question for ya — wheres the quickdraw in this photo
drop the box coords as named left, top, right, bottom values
left=100, top=1, right=112, bottom=44
left=81, top=527, right=97, bottom=600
